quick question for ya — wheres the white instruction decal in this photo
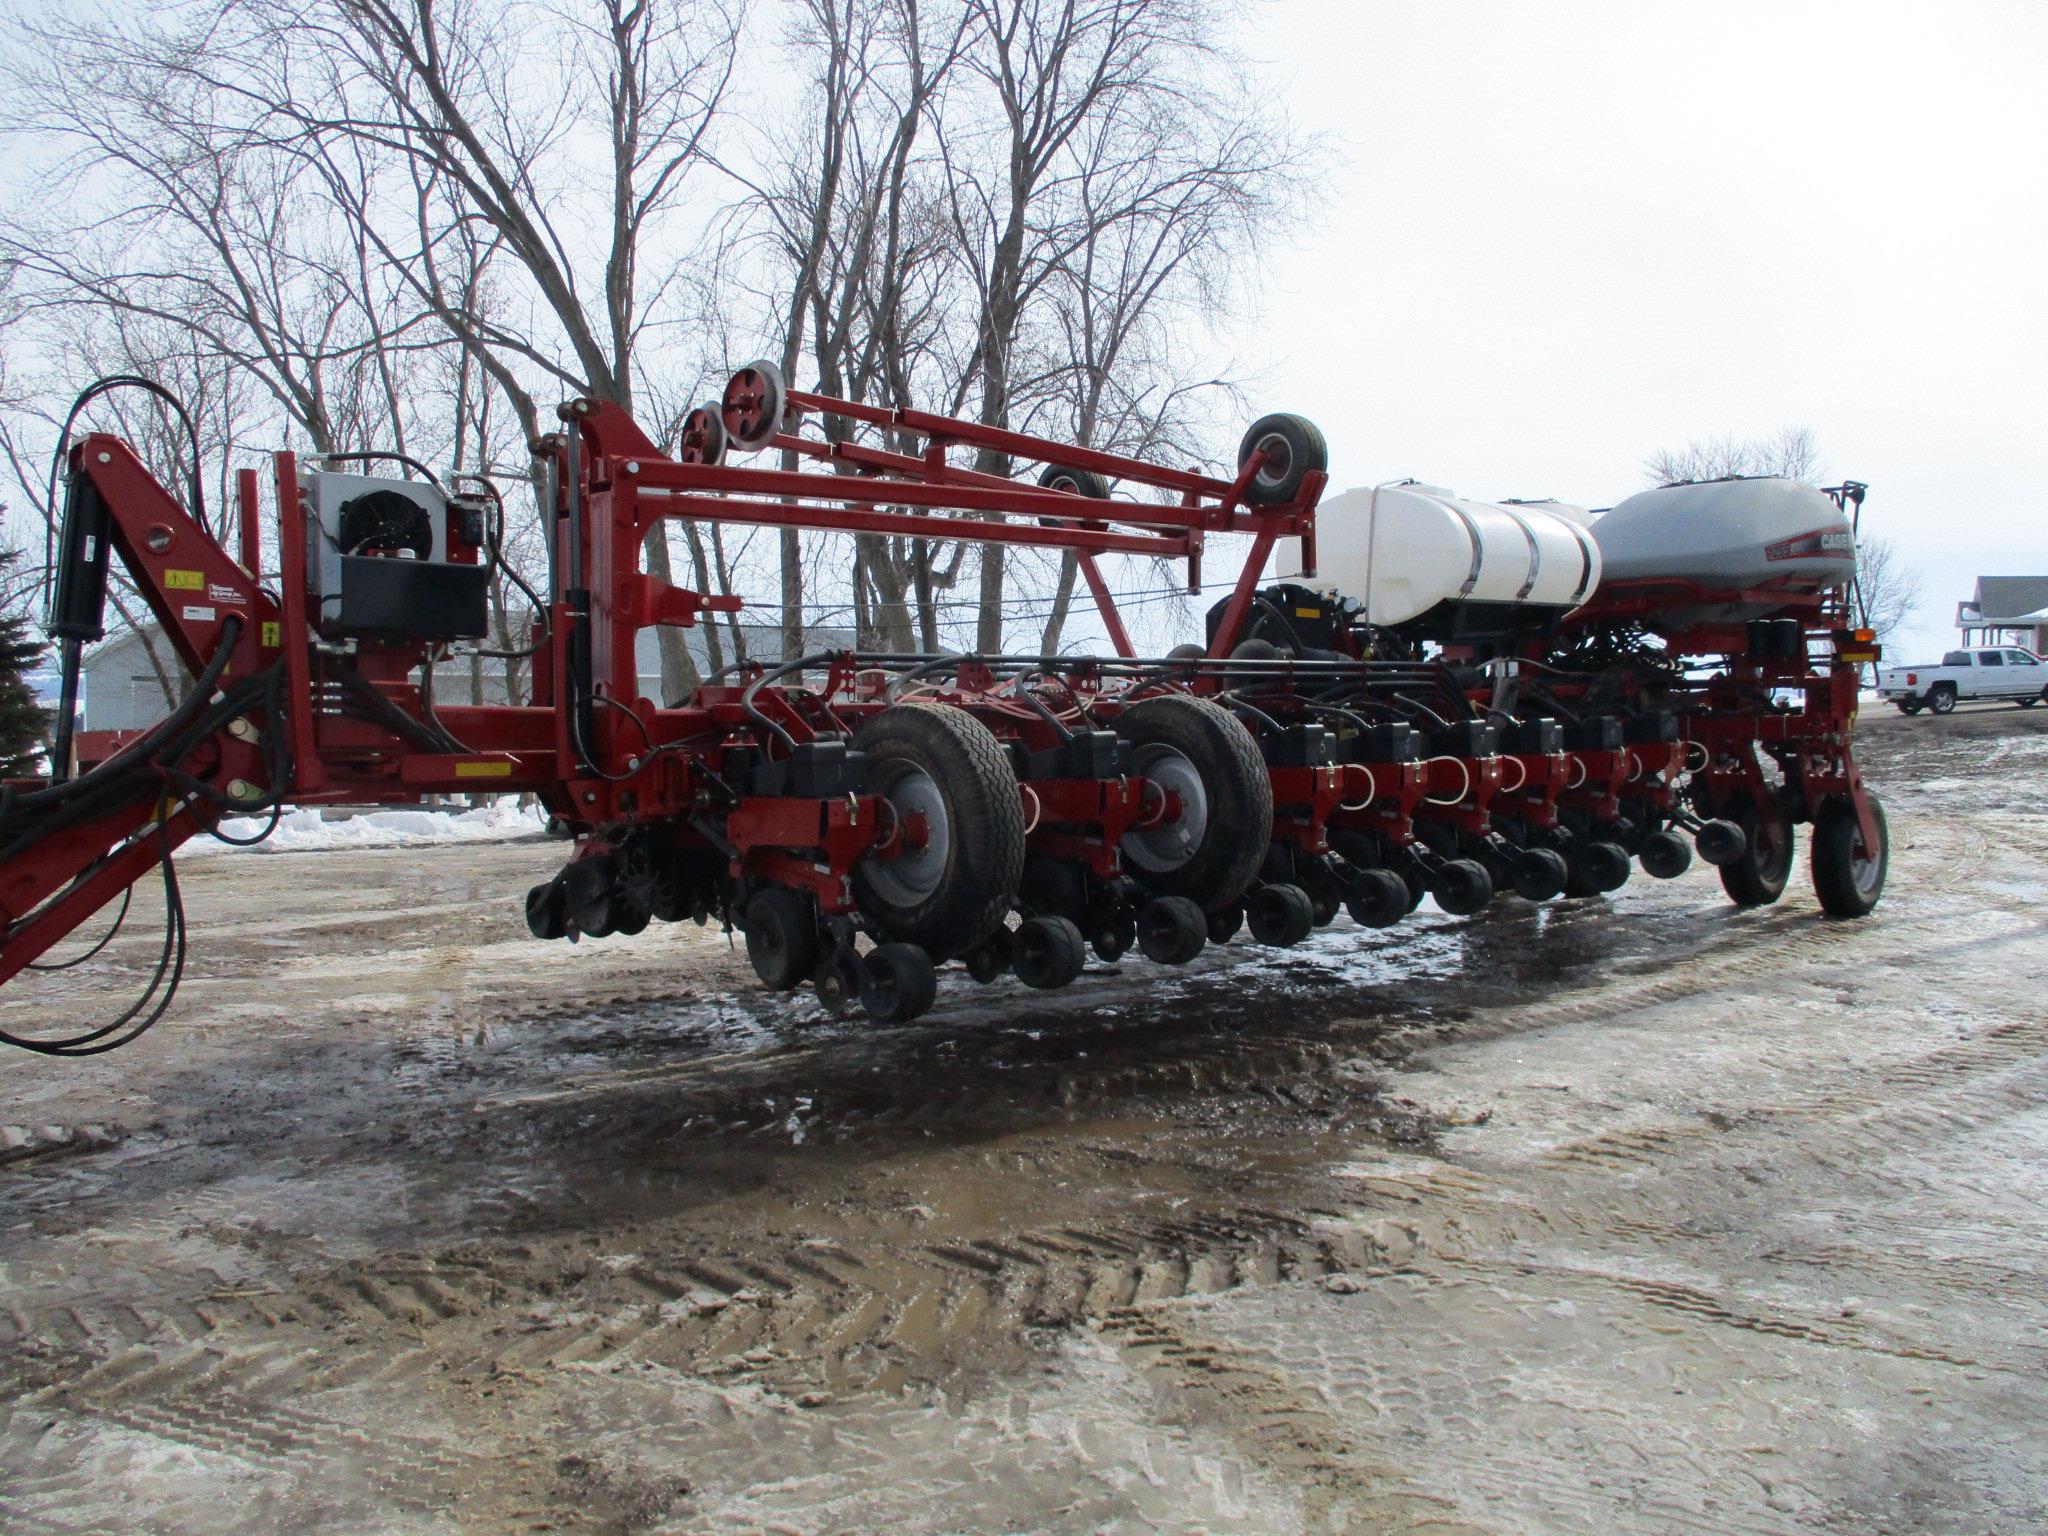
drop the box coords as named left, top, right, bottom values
left=182, top=605, right=216, bottom=622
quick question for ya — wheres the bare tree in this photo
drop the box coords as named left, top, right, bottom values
left=1851, top=531, right=1921, bottom=654
left=1643, top=424, right=1822, bottom=487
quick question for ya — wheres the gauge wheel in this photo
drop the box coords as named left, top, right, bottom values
left=1115, top=694, right=1271, bottom=915
left=852, top=705, right=1024, bottom=960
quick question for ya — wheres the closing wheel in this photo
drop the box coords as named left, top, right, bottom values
left=1927, top=683, right=1956, bottom=715
left=1810, top=793, right=1888, bottom=918
left=860, top=943, right=938, bottom=1023
left=1013, top=916, right=1087, bottom=988
left=1116, top=694, right=1272, bottom=914
left=679, top=401, right=727, bottom=465
left=1431, top=858, right=1494, bottom=916
left=1694, top=818, right=1746, bottom=867
left=1246, top=883, right=1316, bottom=946
left=813, top=951, right=863, bottom=1016
left=964, top=929, right=1012, bottom=984
left=1719, top=796, right=1794, bottom=907
left=722, top=359, right=788, bottom=452
left=1206, top=901, right=1245, bottom=944
left=743, top=888, right=820, bottom=990
left=854, top=704, right=1024, bottom=960
left=1508, top=847, right=1569, bottom=902
left=1638, top=830, right=1693, bottom=880
left=1236, top=412, right=1328, bottom=506
left=1090, top=908, right=1137, bottom=962
left=1344, top=867, right=1410, bottom=928
left=1136, top=896, right=1208, bottom=965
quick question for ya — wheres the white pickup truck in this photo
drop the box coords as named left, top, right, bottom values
left=1877, top=646, right=2048, bottom=715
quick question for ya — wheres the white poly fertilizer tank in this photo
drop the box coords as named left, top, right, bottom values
left=1279, top=482, right=1601, bottom=629
left=1591, top=476, right=1856, bottom=624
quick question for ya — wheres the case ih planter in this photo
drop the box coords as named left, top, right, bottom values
left=0, top=368, right=1887, bottom=1054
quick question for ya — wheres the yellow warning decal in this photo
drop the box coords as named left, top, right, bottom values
left=261, top=621, right=281, bottom=647
left=454, top=760, right=515, bottom=779
left=1294, top=606, right=1322, bottom=619
left=164, top=568, right=204, bottom=590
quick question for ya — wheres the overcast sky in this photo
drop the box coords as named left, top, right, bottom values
left=1239, top=0, right=2046, bottom=660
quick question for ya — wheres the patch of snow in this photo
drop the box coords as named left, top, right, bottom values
left=187, top=800, right=548, bottom=855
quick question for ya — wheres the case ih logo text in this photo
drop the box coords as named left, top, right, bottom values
left=1765, top=528, right=1855, bottom=562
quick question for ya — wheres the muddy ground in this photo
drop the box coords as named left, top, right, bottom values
left=2, top=702, right=2045, bottom=1534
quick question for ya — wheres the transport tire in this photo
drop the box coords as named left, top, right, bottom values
left=1237, top=413, right=1328, bottom=506
left=860, top=942, right=938, bottom=1023
left=1206, top=901, right=1245, bottom=944
left=722, top=359, right=788, bottom=452
left=1810, top=793, right=1888, bottom=919
left=1508, top=847, right=1569, bottom=902
left=1136, top=896, right=1209, bottom=965
left=1563, top=840, right=1631, bottom=898
left=1116, top=694, right=1272, bottom=914
left=1344, top=867, right=1410, bottom=928
left=1037, top=464, right=1113, bottom=501
left=1927, top=684, right=1956, bottom=715
left=1718, top=797, right=1794, bottom=907
left=743, top=888, right=820, bottom=991
left=1012, top=916, right=1087, bottom=988
left=1431, top=858, right=1493, bottom=916
left=854, top=704, right=1024, bottom=960
left=1693, top=818, right=1746, bottom=867
left=1247, top=883, right=1316, bottom=945
left=1638, top=830, right=1693, bottom=880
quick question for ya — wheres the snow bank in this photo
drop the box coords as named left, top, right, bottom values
left=187, top=800, right=549, bottom=855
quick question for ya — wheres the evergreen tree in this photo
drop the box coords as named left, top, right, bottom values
left=0, top=551, right=51, bottom=777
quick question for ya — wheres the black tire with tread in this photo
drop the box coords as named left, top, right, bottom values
left=1810, top=793, right=1888, bottom=918
left=853, top=704, right=1024, bottom=960
left=1114, top=694, right=1272, bottom=914
left=1719, top=795, right=1794, bottom=907
left=1237, top=413, right=1328, bottom=506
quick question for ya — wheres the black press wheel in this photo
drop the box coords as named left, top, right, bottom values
left=1927, top=684, right=1957, bottom=715
left=1508, top=847, right=1569, bottom=901
left=1719, top=796, right=1794, bottom=907
left=1810, top=793, right=1888, bottom=919
left=1693, top=818, right=1746, bottom=867
left=1638, top=830, right=1693, bottom=881
left=1013, top=915, right=1087, bottom=988
left=1563, top=841, right=1631, bottom=899
left=743, top=887, right=821, bottom=990
left=1206, top=901, right=1245, bottom=944
left=1115, top=694, right=1272, bottom=915
left=1246, top=883, right=1316, bottom=945
left=1136, top=896, right=1208, bottom=965
left=1344, top=867, right=1410, bottom=928
left=963, top=927, right=1012, bottom=983
left=1431, top=858, right=1494, bottom=916
left=853, top=704, right=1025, bottom=961
left=1236, top=413, right=1328, bottom=506
left=722, top=360, right=789, bottom=452
left=860, top=943, right=938, bottom=1022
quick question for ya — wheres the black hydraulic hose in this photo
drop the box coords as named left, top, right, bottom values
left=320, top=450, right=444, bottom=490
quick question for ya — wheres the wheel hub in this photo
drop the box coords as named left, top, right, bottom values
left=1121, top=745, right=1208, bottom=874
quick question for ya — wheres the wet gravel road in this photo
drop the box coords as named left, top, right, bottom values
left=2, top=705, right=2045, bottom=1533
